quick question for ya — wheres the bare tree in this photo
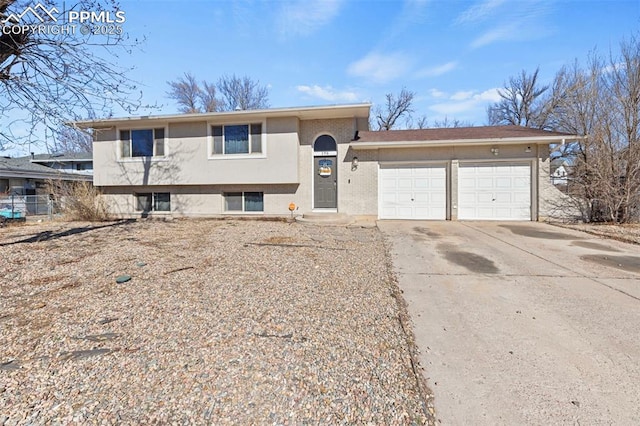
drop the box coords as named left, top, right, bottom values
left=431, top=116, right=473, bottom=128
left=200, top=81, right=218, bottom=112
left=549, top=36, right=640, bottom=222
left=0, top=0, right=145, bottom=152
left=487, top=68, right=551, bottom=128
left=217, top=74, right=269, bottom=111
left=415, top=115, right=429, bottom=129
left=166, top=73, right=202, bottom=113
left=373, top=88, right=415, bottom=130
left=605, top=35, right=640, bottom=222
left=52, top=125, right=93, bottom=154
left=167, top=74, right=267, bottom=112
left=546, top=59, right=602, bottom=136
left=405, top=114, right=429, bottom=129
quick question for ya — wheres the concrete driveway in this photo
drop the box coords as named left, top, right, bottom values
left=378, top=221, right=640, bottom=425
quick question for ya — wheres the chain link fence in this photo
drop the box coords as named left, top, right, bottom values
left=0, top=194, right=62, bottom=221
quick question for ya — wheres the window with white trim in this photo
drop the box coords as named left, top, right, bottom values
left=211, top=124, right=262, bottom=155
left=120, top=128, right=165, bottom=158
left=136, top=192, right=170, bottom=212
left=224, top=192, right=264, bottom=212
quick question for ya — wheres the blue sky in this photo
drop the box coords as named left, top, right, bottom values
left=5, top=0, right=640, bottom=155
left=118, top=0, right=638, bottom=125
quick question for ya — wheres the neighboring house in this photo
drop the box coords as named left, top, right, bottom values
left=30, top=152, right=93, bottom=176
left=75, top=103, right=578, bottom=221
left=0, top=155, right=92, bottom=196
left=550, top=158, right=571, bottom=186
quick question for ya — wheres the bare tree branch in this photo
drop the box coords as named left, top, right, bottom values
left=374, top=88, right=414, bottom=130
left=487, top=68, right=550, bottom=129
left=166, top=72, right=202, bottom=113
left=0, top=0, right=148, bottom=152
left=200, top=81, right=218, bottom=112
left=167, top=74, right=268, bottom=113
left=549, top=36, right=640, bottom=223
left=413, top=115, right=429, bottom=129
left=52, top=125, right=93, bottom=154
left=431, top=116, right=473, bottom=128
left=217, top=74, right=269, bottom=111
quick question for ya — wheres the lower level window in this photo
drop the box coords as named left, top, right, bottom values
left=136, top=192, right=171, bottom=212
left=224, top=192, right=263, bottom=212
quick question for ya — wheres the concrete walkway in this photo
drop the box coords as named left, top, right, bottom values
left=379, top=221, right=640, bottom=425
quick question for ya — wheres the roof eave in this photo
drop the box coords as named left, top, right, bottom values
left=30, top=158, right=92, bottom=164
left=0, top=170, right=93, bottom=181
left=74, top=103, right=372, bottom=129
left=350, top=135, right=583, bottom=149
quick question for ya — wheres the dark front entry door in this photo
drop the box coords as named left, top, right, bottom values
left=314, top=156, right=337, bottom=208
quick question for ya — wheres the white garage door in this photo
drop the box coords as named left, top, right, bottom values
left=379, top=165, right=446, bottom=219
left=458, top=162, right=531, bottom=220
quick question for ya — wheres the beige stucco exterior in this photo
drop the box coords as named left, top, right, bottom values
left=87, top=105, right=368, bottom=218
left=93, top=118, right=300, bottom=187
left=80, top=104, right=575, bottom=221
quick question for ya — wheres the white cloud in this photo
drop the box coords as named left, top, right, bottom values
left=467, top=2, right=555, bottom=48
left=385, top=0, right=431, bottom=37
left=602, top=62, right=626, bottom=74
left=277, top=0, right=342, bottom=38
left=296, top=85, right=358, bottom=102
left=430, top=102, right=472, bottom=116
left=428, top=88, right=447, bottom=98
left=470, top=22, right=519, bottom=48
left=450, top=90, right=474, bottom=101
left=430, top=88, right=501, bottom=116
left=456, top=0, right=506, bottom=24
left=416, top=61, right=458, bottom=78
left=475, top=88, right=501, bottom=102
left=347, top=52, right=412, bottom=83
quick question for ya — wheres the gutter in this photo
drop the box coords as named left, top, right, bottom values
left=73, top=103, right=372, bottom=128
left=350, top=135, right=585, bottom=149
left=0, top=170, right=93, bottom=181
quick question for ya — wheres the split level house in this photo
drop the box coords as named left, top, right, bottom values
left=75, top=103, right=579, bottom=221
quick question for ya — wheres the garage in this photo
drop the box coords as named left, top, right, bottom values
left=458, top=162, right=531, bottom=220
left=379, top=164, right=446, bottom=220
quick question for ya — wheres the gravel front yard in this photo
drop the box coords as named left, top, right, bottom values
left=0, top=219, right=434, bottom=425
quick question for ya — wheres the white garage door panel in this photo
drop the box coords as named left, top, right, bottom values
left=379, top=165, right=446, bottom=220
left=458, top=163, right=531, bottom=220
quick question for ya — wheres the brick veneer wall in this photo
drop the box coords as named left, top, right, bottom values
left=298, top=118, right=376, bottom=215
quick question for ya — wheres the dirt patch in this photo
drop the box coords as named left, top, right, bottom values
left=571, top=241, right=621, bottom=252
left=263, top=236, right=298, bottom=244
left=28, top=275, right=66, bottom=286
left=580, top=255, right=640, bottom=274
left=501, top=224, right=582, bottom=240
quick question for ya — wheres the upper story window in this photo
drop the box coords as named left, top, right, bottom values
left=211, top=124, right=262, bottom=156
left=120, top=128, right=165, bottom=158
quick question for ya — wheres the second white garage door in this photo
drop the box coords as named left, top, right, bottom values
left=379, top=165, right=446, bottom=219
left=458, top=162, right=531, bottom=220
